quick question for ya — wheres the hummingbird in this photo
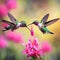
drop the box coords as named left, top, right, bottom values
left=1, top=13, right=30, bottom=31
left=28, top=13, right=60, bottom=34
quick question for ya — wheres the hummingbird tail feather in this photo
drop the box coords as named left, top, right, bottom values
left=40, top=30, right=46, bottom=34
left=47, top=31, right=54, bottom=34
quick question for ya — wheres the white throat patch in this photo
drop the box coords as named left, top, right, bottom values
left=38, top=23, right=43, bottom=27
left=16, top=23, right=21, bottom=27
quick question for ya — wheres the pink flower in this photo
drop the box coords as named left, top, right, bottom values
left=0, top=0, right=17, bottom=17
left=23, top=38, right=41, bottom=58
left=41, top=41, right=52, bottom=54
left=0, top=35, right=8, bottom=48
left=6, top=31, right=24, bottom=43
left=23, top=27, right=52, bottom=59
left=1, top=21, right=8, bottom=27
left=23, top=39, right=52, bottom=59
left=6, top=0, right=17, bottom=10
left=0, top=5, right=8, bottom=17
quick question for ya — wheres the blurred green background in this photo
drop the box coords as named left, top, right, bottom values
left=0, top=0, right=60, bottom=60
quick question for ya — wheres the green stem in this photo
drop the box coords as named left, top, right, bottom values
left=30, top=57, right=37, bottom=60
left=0, top=48, right=6, bottom=60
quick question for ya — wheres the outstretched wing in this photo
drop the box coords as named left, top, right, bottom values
left=44, top=18, right=60, bottom=27
left=8, top=12, right=17, bottom=24
left=41, top=13, right=49, bottom=23
left=1, top=20, right=15, bottom=26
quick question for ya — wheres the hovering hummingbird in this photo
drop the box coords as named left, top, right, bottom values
left=1, top=13, right=30, bottom=31
left=28, top=13, right=60, bottom=34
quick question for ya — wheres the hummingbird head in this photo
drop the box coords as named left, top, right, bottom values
left=30, top=20, right=39, bottom=26
left=33, top=20, right=39, bottom=24
left=20, top=21, right=27, bottom=27
left=20, top=21, right=30, bottom=31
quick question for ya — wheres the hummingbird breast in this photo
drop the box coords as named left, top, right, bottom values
left=16, top=23, right=21, bottom=28
left=38, top=24, right=46, bottom=34
left=40, top=28, right=46, bottom=34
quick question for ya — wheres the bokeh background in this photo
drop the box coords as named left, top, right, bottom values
left=0, top=0, right=60, bottom=60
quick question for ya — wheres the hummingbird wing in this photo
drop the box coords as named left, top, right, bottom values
left=1, top=20, right=15, bottom=26
left=44, top=18, right=60, bottom=27
left=41, top=13, right=49, bottom=23
left=1, top=20, right=16, bottom=32
left=8, top=12, right=17, bottom=24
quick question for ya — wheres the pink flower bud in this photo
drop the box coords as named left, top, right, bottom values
left=30, top=26, right=34, bottom=36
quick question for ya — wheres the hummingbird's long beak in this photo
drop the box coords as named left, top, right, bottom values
left=26, top=26, right=31, bottom=31
left=27, top=23, right=33, bottom=26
